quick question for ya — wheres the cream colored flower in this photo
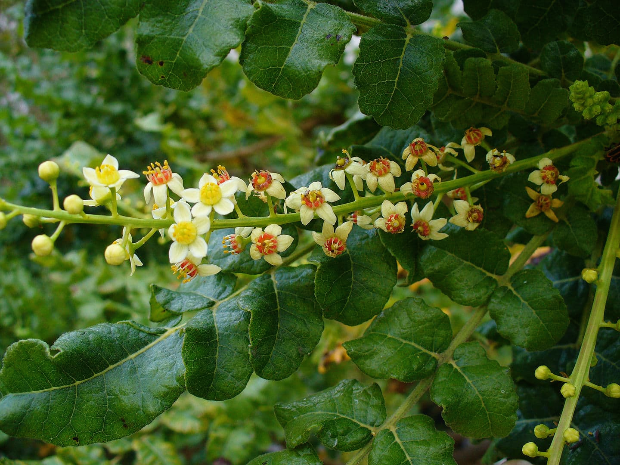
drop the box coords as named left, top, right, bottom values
left=460, top=127, right=492, bottom=162
left=400, top=169, right=440, bottom=199
left=411, top=203, right=448, bottom=240
left=366, top=157, right=401, bottom=193
left=143, top=160, right=184, bottom=206
left=312, top=221, right=354, bottom=258
left=347, top=211, right=375, bottom=230
left=223, top=227, right=253, bottom=255
left=182, top=173, right=239, bottom=217
left=249, top=224, right=294, bottom=266
left=247, top=170, right=286, bottom=199
left=171, top=254, right=221, bottom=283
left=449, top=200, right=484, bottom=231
left=525, top=187, right=563, bottom=222
left=486, top=149, right=515, bottom=173
left=375, top=200, right=408, bottom=234
left=83, top=185, right=121, bottom=207
left=285, top=181, right=340, bottom=225
left=329, top=151, right=367, bottom=191
left=112, top=228, right=143, bottom=276
left=83, top=154, right=140, bottom=199
left=167, top=200, right=210, bottom=263
left=528, top=158, right=569, bottom=195
left=402, top=138, right=438, bottom=171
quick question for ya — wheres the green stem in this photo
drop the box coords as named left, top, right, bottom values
left=133, top=228, right=158, bottom=250
left=277, top=241, right=316, bottom=269
left=49, top=181, right=60, bottom=211
left=234, top=202, right=246, bottom=218
left=546, top=189, right=620, bottom=465
left=346, top=172, right=361, bottom=201
left=109, top=187, right=118, bottom=217
left=50, top=221, right=66, bottom=241
left=266, top=194, right=276, bottom=218
left=442, top=154, right=479, bottom=174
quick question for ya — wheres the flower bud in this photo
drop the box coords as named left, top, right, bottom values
left=38, top=161, right=60, bottom=183
left=535, top=365, right=552, bottom=380
left=0, top=212, right=6, bottom=230
left=534, top=424, right=550, bottom=439
left=105, top=243, right=127, bottom=266
left=63, top=195, right=84, bottom=215
left=522, top=442, right=539, bottom=458
left=32, top=234, right=54, bottom=256
left=23, top=214, right=40, bottom=228
left=582, top=268, right=598, bottom=283
left=605, top=383, right=620, bottom=398
left=563, top=428, right=579, bottom=444
left=561, top=383, right=576, bottom=398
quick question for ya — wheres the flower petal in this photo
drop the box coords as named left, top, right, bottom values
left=102, top=154, right=119, bottom=169
left=335, top=221, right=353, bottom=239
left=525, top=187, right=539, bottom=201
left=525, top=203, right=541, bottom=218
left=540, top=183, right=557, bottom=195
left=316, top=203, right=337, bottom=225
left=168, top=175, right=185, bottom=196
left=174, top=201, right=192, bottom=223
left=199, top=173, right=218, bottom=188
left=300, top=205, right=315, bottom=225
left=395, top=202, right=408, bottom=215
left=153, top=184, right=168, bottom=207
left=194, top=216, right=211, bottom=235
left=117, top=170, right=140, bottom=179
left=192, top=202, right=212, bottom=218
left=251, top=228, right=263, bottom=242
left=144, top=183, right=153, bottom=204
left=250, top=244, right=262, bottom=260
left=189, top=237, right=208, bottom=258
left=82, top=167, right=101, bottom=186
left=267, top=181, right=287, bottom=200
left=366, top=174, right=378, bottom=192
left=321, top=188, right=340, bottom=202
left=277, top=235, right=294, bottom=252
left=453, top=200, right=470, bottom=214
left=182, top=188, right=201, bottom=203
left=381, top=200, right=395, bottom=218
left=198, top=264, right=221, bottom=276
left=312, top=231, right=325, bottom=245
left=463, top=145, right=475, bottom=163
left=374, top=218, right=387, bottom=231
left=265, top=224, right=282, bottom=236
left=285, top=194, right=302, bottom=210
left=213, top=198, right=235, bottom=215
left=264, top=253, right=283, bottom=266
left=331, top=170, right=346, bottom=190
left=420, top=202, right=434, bottom=222
left=308, top=181, right=322, bottom=191
left=449, top=214, right=469, bottom=228
left=322, top=221, right=335, bottom=237
left=378, top=174, right=395, bottom=193
left=169, top=242, right=188, bottom=263
left=528, top=170, right=544, bottom=185
left=219, top=179, right=238, bottom=198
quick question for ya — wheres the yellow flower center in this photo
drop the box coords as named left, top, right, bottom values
left=200, top=182, right=222, bottom=205
left=172, top=221, right=197, bottom=245
left=96, top=164, right=120, bottom=185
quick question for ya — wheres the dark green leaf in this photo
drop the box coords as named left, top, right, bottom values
left=568, top=401, right=620, bottom=464
left=0, top=322, right=185, bottom=446
left=316, top=114, right=381, bottom=165
left=247, top=445, right=322, bottom=465
left=275, top=379, right=386, bottom=451
left=459, top=10, right=521, bottom=53
left=24, top=0, right=141, bottom=51
left=239, top=0, right=355, bottom=99
left=501, top=172, right=557, bottom=235
left=344, top=297, right=452, bottom=382
left=353, top=25, right=445, bottom=128
left=309, top=228, right=397, bottom=326
left=462, top=57, right=497, bottom=98
left=463, top=0, right=519, bottom=20
left=430, top=342, right=518, bottom=438
left=136, top=0, right=253, bottom=91
left=516, top=0, right=579, bottom=49
left=553, top=204, right=597, bottom=258
left=488, top=269, right=570, bottom=350
left=368, top=415, right=457, bottom=465
left=540, top=41, right=584, bottom=81
left=420, top=225, right=510, bottom=307
left=353, top=0, right=433, bottom=26
left=584, top=0, right=620, bottom=46
left=378, top=220, right=425, bottom=281
left=539, top=250, right=589, bottom=320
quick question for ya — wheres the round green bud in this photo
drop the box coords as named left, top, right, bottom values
left=0, top=212, right=6, bottom=230
left=563, top=428, right=579, bottom=444
left=32, top=234, right=54, bottom=256
left=534, top=424, right=550, bottom=439
left=582, top=268, right=598, bottom=283
left=38, top=161, right=60, bottom=183
left=535, top=365, right=552, bottom=380
left=522, top=442, right=539, bottom=458
left=561, top=383, right=576, bottom=398
left=105, top=243, right=126, bottom=266
left=23, top=214, right=40, bottom=228
left=63, top=195, right=84, bottom=215
left=605, top=383, right=620, bottom=398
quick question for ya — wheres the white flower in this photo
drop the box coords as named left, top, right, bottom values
left=83, top=185, right=121, bottom=207
left=449, top=200, right=484, bottom=231
left=249, top=224, right=294, bottom=266
left=171, top=254, right=221, bottom=283
left=375, top=200, right=408, bottom=234
left=312, top=221, right=354, bottom=258
left=83, top=155, right=140, bottom=197
left=528, top=158, right=570, bottom=195
left=401, top=138, right=439, bottom=171
left=223, top=227, right=253, bottom=254
left=182, top=173, right=239, bottom=218
left=167, top=200, right=211, bottom=263
left=347, top=211, right=375, bottom=230
left=486, top=149, right=515, bottom=173
left=460, top=127, right=492, bottom=162
left=329, top=152, right=367, bottom=190
left=366, top=158, right=401, bottom=193
left=247, top=170, right=286, bottom=199
left=411, top=203, right=448, bottom=240
left=285, top=181, right=340, bottom=225
left=400, top=169, right=440, bottom=199
left=436, top=143, right=460, bottom=171
left=143, top=160, right=184, bottom=206
left=112, top=228, right=143, bottom=276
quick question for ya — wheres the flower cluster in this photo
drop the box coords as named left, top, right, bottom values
left=525, top=158, right=569, bottom=222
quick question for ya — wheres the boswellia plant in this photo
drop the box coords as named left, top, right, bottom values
left=1, top=0, right=620, bottom=463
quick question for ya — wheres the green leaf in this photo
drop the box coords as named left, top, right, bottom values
left=516, top=0, right=579, bottom=49
left=430, top=342, right=518, bottom=438
left=309, top=228, right=397, bottom=326
left=567, top=144, right=615, bottom=211
left=584, top=0, right=620, bottom=46
left=463, top=0, right=519, bottom=20
left=378, top=221, right=425, bottom=282
left=459, top=10, right=521, bottom=53
left=244, top=265, right=323, bottom=380
left=239, top=0, right=355, bottom=99
left=344, top=297, right=452, bottom=382
left=274, top=379, right=386, bottom=451
left=539, top=250, right=589, bottom=320
left=353, top=0, right=433, bottom=26
left=132, top=437, right=183, bottom=465
left=524, top=79, right=569, bottom=124
left=0, top=322, right=185, bottom=446
left=462, top=57, right=497, bottom=98
left=488, top=269, right=570, bottom=350
left=553, top=204, right=597, bottom=258
left=540, top=40, right=584, bottom=81
left=135, top=0, right=253, bottom=91
left=247, top=445, right=322, bottom=465
left=368, top=415, right=457, bottom=465
left=316, top=114, right=381, bottom=165
left=24, top=0, right=141, bottom=51
left=353, top=25, right=445, bottom=128
left=420, top=225, right=510, bottom=307
left=501, top=172, right=557, bottom=235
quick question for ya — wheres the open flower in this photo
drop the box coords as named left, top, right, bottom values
left=525, top=187, right=563, bottom=222
left=366, top=157, right=401, bottom=193
left=329, top=151, right=367, bottom=190
left=249, top=224, right=294, bottom=265
left=348, top=211, right=374, bottom=230
left=112, top=228, right=143, bottom=276
left=222, top=227, right=253, bottom=255
left=486, top=149, right=515, bottom=173
left=461, top=127, right=492, bottom=162
left=312, top=221, right=354, bottom=258
left=143, top=160, right=184, bottom=206
left=171, top=254, right=221, bottom=283
left=435, top=143, right=460, bottom=171
left=247, top=169, right=286, bottom=199
left=411, top=203, right=448, bottom=240
left=447, top=188, right=478, bottom=203
left=285, top=181, right=340, bottom=225
left=449, top=200, right=484, bottom=230
left=528, top=158, right=569, bottom=195
left=400, top=169, right=440, bottom=199
left=402, top=138, right=438, bottom=171
left=83, top=154, right=140, bottom=199
left=211, top=165, right=247, bottom=191
left=167, top=201, right=210, bottom=263
left=182, top=172, right=239, bottom=218
left=375, top=200, right=408, bottom=234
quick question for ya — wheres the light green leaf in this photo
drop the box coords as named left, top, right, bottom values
left=132, top=437, right=183, bottom=465
left=553, top=204, right=597, bottom=258
left=420, top=225, right=510, bottom=307
left=344, top=297, right=452, bottom=382
left=136, top=0, right=253, bottom=91
left=24, top=0, right=141, bottom=51
left=540, top=41, right=584, bottom=81
left=309, top=228, right=397, bottom=326
left=275, top=379, right=386, bottom=451
left=0, top=322, right=185, bottom=446
left=524, top=79, right=569, bottom=124
left=353, top=25, right=445, bottom=129
left=488, top=269, right=570, bottom=351
left=368, top=415, right=457, bottom=465
left=516, top=0, right=579, bottom=49
left=247, top=445, right=322, bottom=465
left=459, top=9, right=521, bottom=53
left=430, top=342, right=518, bottom=438
left=354, top=0, right=433, bottom=26
left=239, top=0, right=355, bottom=99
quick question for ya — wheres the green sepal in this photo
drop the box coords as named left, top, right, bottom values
left=458, top=9, right=521, bottom=54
